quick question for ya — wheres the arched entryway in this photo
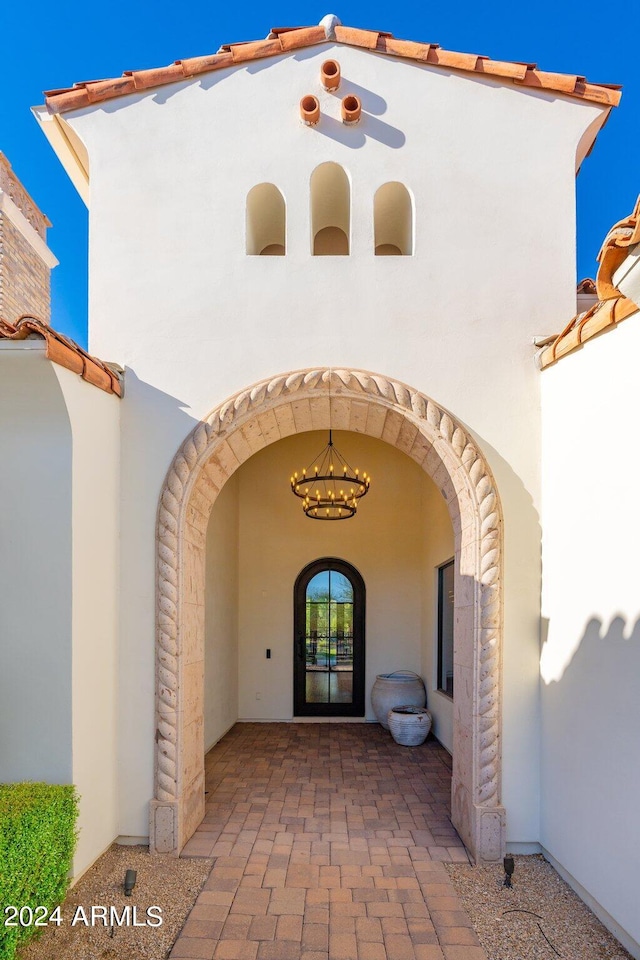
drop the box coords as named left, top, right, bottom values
left=150, top=368, right=505, bottom=862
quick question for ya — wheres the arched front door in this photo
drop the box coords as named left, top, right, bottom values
left=294, top=558, right=365, bottom=717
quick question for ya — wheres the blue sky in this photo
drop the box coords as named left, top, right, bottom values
left=2, top=0, right=639, bottom=348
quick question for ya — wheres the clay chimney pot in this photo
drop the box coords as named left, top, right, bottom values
left=341, top=94, right=362, bottom=124
left=321, top=59, right=341, bottom=91
left=300, top=95, right=321, bottom=125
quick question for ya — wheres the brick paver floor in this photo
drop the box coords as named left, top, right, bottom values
left=173, top=723, right=486, bottom=960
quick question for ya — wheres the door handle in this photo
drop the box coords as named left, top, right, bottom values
left=297, top=636, right=305, bottom=660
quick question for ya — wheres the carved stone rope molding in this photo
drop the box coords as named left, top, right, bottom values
left=155, top=368, right=503, bottom=821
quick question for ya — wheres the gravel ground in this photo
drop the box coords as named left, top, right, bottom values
left=18, top=845, right=212, bottom=960
left=17, top=846, right=633, bottom=959
left=446, top=855, right=632, bottom=960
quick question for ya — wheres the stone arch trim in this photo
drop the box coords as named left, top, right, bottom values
left=151, top=368, right=505, bottom=860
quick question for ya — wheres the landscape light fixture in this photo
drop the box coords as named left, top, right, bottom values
left=124, top=869, right=137, bottom=896
left=503, top=855, right=515, bottom=888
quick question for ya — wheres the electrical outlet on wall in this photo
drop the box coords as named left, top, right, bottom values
left=256, top=692, right=261, bottom=700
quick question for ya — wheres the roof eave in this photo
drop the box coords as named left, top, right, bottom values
left=32, top=106, right=90, bottom=206
left=0, top=316, right=122, bottom=396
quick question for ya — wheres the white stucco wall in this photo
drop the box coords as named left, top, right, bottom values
left=204, top=472, right=239, bottom=750
left=0, top=348, right=120, bottom=878
left=45, top=42, right=609, bottom=842
left=540, top=305, right=640, bottom=954
left=0, top=345, right=73, bottom=783
left=53, top=365, right=120, bottom=876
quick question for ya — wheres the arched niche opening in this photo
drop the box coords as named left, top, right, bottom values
left=374, top=182, right=413, bottom=256
left=311, top=163, right=350, bottom=255
left=246, top=183, right=286, bottom=256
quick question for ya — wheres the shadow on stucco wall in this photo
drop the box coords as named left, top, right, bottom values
left=540, top=612, right=640, bottom=950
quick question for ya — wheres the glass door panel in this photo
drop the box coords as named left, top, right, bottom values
left=294, top=560, right=365, bottom=716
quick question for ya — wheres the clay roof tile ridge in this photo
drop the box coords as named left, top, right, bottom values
left=43, top=18, right=622, bottom=115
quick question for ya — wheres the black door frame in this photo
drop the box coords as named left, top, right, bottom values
left=294, top=557, right=366, bottom=717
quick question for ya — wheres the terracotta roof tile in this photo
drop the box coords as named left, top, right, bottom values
left=577, top=277, right=597, bottom=295
left=269, top=26, right=316, bottom=35
left=278, top=26, right=327, bottom=50
left=428, top=48, right=482, bottom=71
left=517, top=68, right=580, bottom=95
left=43, top=20, right=622, bottom=115
left=540, top=198, right=640, bottom=368
left=229, top=38, right=283, bottom=63
left=0, top=316, right=122, bottom=396
left=334, top=25, right=380, bottom=49
left=376, top=37, right=434, bottom=62
left=131, top=65, right=187, bottom=90
left=476, top=59, right=528, bottom=81
left=44, top=86, right=92, bottom=113
left=539, top=296, right=638, bottom=367
left=181, top=52, right=234, bottom=77
left=595, top=196, right=640, bottom=300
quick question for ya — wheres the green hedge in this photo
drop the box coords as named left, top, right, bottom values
left=0, top=783, right=78, bottom=960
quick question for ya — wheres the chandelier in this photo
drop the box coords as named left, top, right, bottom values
left=290, top=429, right=371, bottom=520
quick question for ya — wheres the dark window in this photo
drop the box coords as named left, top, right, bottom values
left=437, top=559, right=454, bottom=698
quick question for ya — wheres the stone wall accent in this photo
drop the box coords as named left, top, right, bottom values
left=153, top=369, right=505, bottom=862
left=0, top=214, right=51, bottom=324
left=0, top=153, right=49, bottom=239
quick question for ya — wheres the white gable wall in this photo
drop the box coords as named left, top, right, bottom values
left=55, top=45, right=607, bottom=846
